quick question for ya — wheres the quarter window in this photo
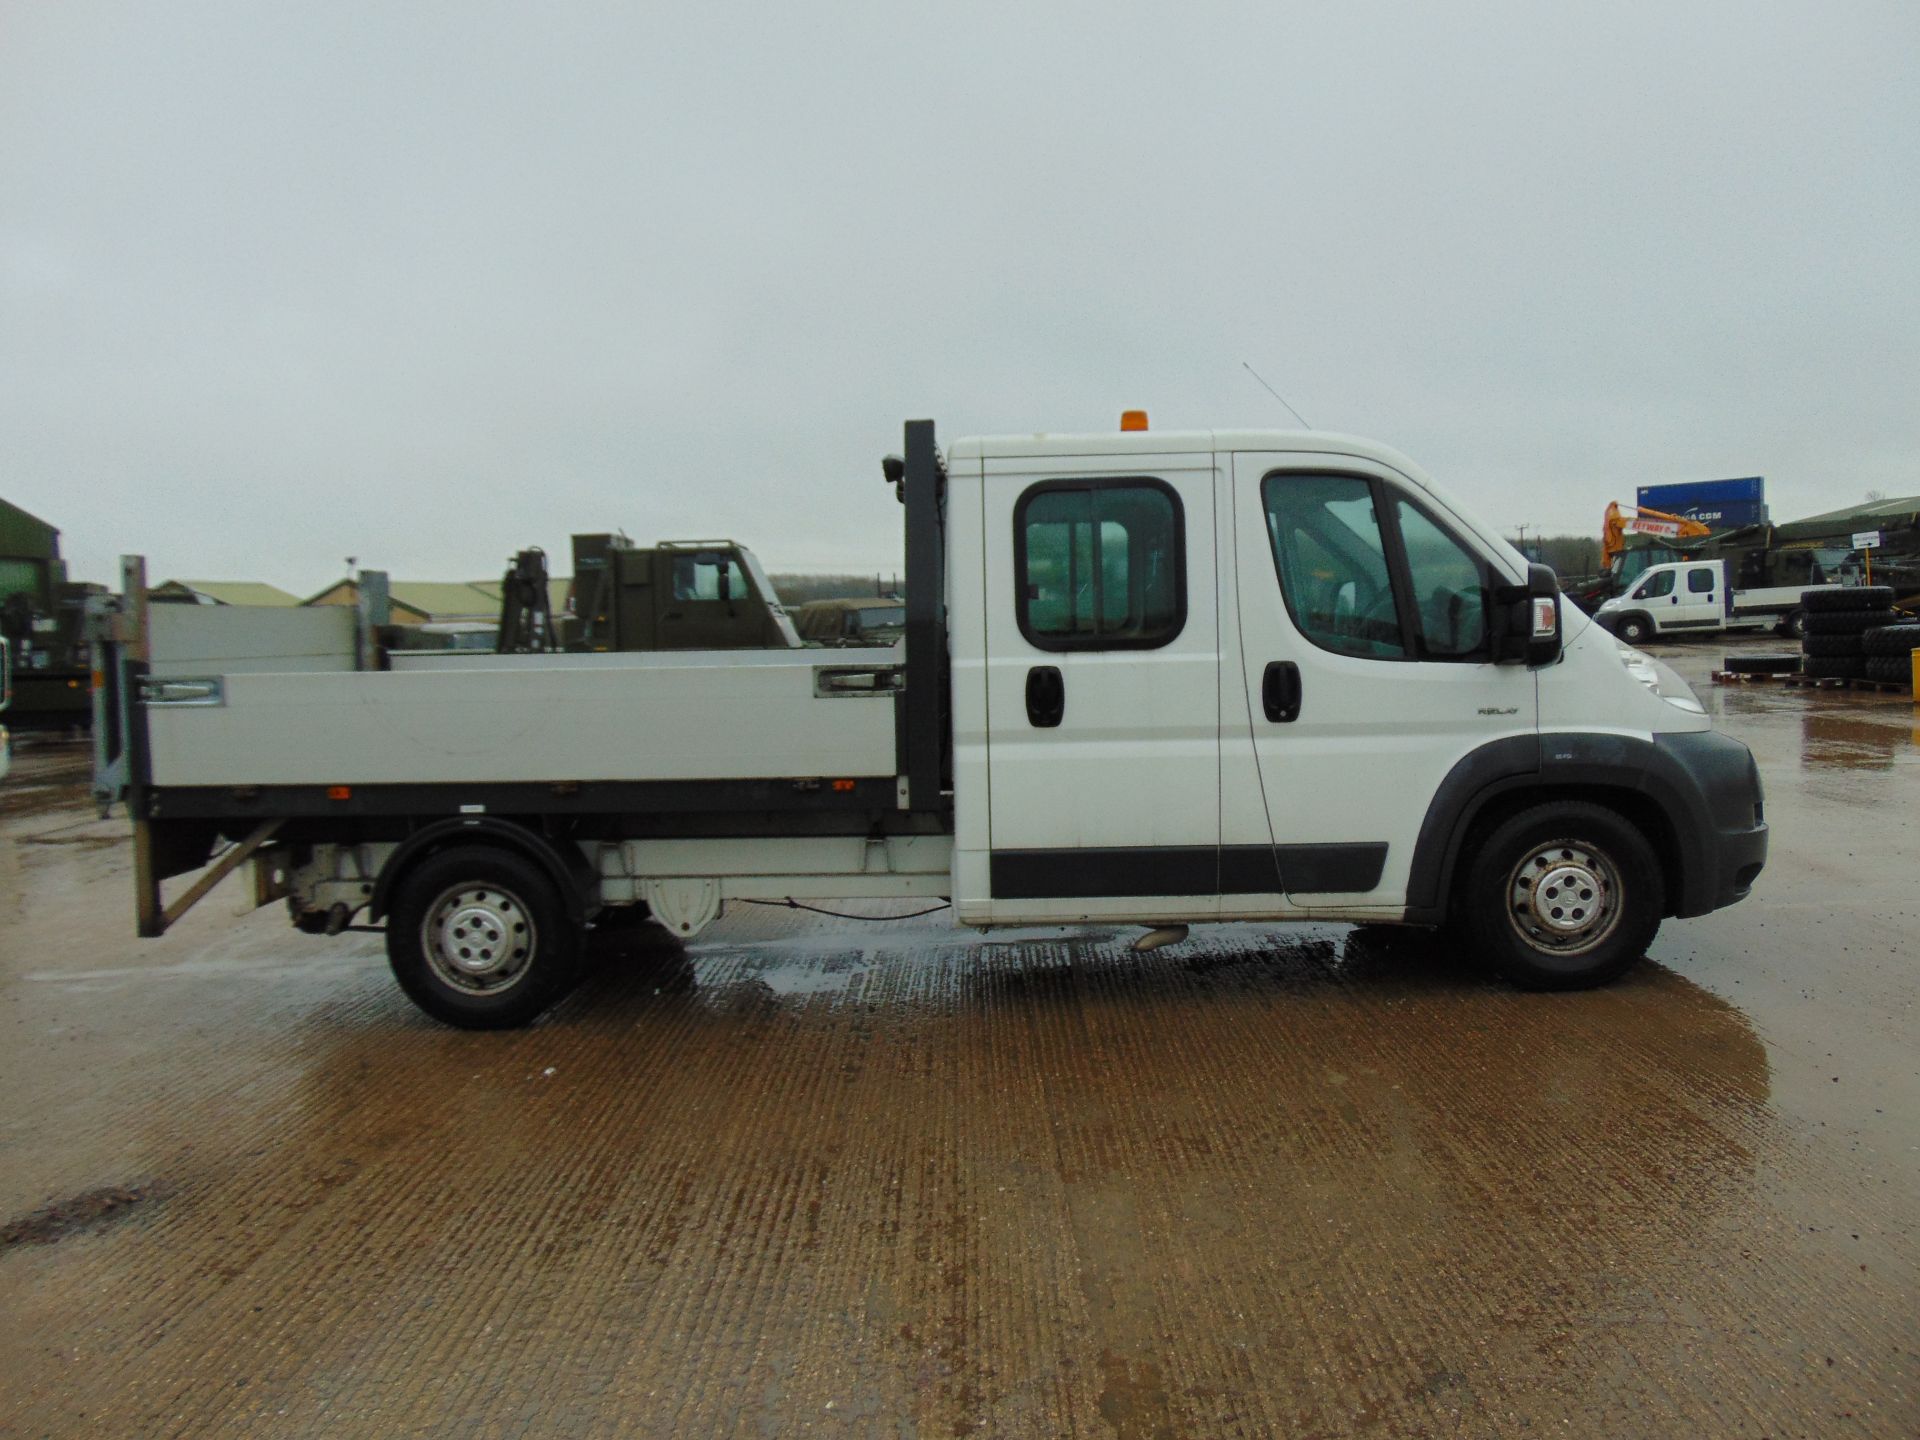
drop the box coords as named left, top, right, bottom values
left=1393, top=498, right=1491, bottom=659
left=1687, top=568, right=1716, bottom=594
left=1015, top=481, right=1184, bottom=649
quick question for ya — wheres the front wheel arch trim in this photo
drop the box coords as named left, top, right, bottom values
left=1405, top=735, right=1700, bottom=924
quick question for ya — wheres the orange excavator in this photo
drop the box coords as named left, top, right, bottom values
left=1601, top=502, right=1713, bottom=570
left=1566, top=503, right=1719, bottom=613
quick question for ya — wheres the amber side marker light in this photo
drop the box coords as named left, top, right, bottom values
left=327, top=785, right=352, bottom=801
left=1120, top=410, right=1149, bottom=432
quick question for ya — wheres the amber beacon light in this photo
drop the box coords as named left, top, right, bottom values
left=1119, top=409, right=1148, bottom=431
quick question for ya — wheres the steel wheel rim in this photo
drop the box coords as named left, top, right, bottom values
left=1505, top=840, right=1622, bottom=958
left=421, top=882, right=536, bottom=996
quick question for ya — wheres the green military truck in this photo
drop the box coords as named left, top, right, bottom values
left=791, top=596, right=907, bottom=646
left=565, top=535, right=800, bottom=651
left=0, top=498, right=98, bottom=733
left=494, top=534, right=801, bottom=653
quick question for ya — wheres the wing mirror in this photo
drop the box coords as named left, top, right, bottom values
left=1493, top=563, right=1562, bottom=667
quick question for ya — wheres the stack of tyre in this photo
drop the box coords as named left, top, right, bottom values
left=1800, top=586, right=1919, bottom=684
left=1863, top=609, right=1920, bottom=687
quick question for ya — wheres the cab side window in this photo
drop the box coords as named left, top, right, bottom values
left=1260, top=473, right=1498, bottom=663
left=1636, top=570, right=1675, bottom=599
left=1260, top=475, right=1406, bottom=659
left=1687, top=568, right=1717, bottom=593
left=1016, top=481, right=1184, bottom=649
left=672, top=554, right=745, bottom=602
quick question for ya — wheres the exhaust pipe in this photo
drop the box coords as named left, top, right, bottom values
left=1132, top=925, right=1189, bottom=953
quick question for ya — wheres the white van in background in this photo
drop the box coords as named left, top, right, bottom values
left=1593, top=558, right=1839, bottom=643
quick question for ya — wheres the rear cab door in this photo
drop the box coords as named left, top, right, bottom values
left=975, top=441, right=1221, bottom=922
left=1671, top=562, right=1725, bottom=631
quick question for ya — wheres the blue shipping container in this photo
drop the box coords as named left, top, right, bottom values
left=1637, top=477, right=1767, bottom=530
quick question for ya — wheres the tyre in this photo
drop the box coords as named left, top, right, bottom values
left=1803, top=585, right=1893, bottom=613
left=1776, top=608, right=1808, bottom=640
left=1722, top=653, right=1800, bottom=674
left=1864, top=655, right=1914, bottom=685
left=386, top=846, right=581, bottom=1029
left=1802, top=609, right=1889, bottom=636
left=1801, top=655, right=1868, bottom=679
left=1456, top=802, right=1663, bottom=990
left=1614, top=613, right=1654, bottom=644
left=1801, top=632, right=1865, bottom=658
left=1862, top=624, right=1920, bottom=656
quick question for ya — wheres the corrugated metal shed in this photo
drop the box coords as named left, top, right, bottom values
left=303, top=578, right=570, bottom=625
left=1773, top=494, right=1920, bottom=536
left=1713, top=493, right=1920, bottom=549
left=151, top=580, right=303, bottom=607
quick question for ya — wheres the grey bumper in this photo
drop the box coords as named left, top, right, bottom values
left=1653, top=730, right=1768, bottom=917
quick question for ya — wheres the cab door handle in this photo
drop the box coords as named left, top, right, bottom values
left=1025, top=666, right=1065, bottom=727
left=1262, top=661, right=1301, bottom=723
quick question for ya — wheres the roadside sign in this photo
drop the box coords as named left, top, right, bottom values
left=1852, top=530, right=1882, bottom=550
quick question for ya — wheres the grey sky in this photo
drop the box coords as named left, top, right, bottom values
left=3, top=0, right=1915, bottom=594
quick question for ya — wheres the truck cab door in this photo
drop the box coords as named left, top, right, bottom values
left=980, top=452, right=1221, bottom=920
left=1627, top=566, right=1679, bottom=631
left=1228, top=453, right=1537, bottom=909
left=1671, top=564, right=1724, bottom=630
left=657, top=550, right=752, bottom=649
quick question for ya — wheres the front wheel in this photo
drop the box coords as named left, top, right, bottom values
left=1615, top=614, right=1653, bottom=645
left=1457, top=802, right=1663, bottom=990
left=387, top=846, right=581, bottom=1028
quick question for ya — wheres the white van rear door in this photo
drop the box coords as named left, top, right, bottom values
left=1228, top=453, right=1537, bottom=908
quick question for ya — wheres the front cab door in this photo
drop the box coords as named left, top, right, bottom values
left=1229, top=453, right=1538, bottom=912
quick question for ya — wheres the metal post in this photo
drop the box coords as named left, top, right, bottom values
left=117, top=557, right=164, bottom=937
left=901, top=420, right=946, bottom=812
left=356, top=570, right=390, bottom=671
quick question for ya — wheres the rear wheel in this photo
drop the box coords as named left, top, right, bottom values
left=1458, top=802, right=1663, bottom=990
left=387, top=846, right=580, bottom=1028
left=1777, top=608, right=1807, bottom=640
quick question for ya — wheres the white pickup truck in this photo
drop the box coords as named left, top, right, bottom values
left=1592, top=557, right=1838, bottom=643
left=92, top=420, right=1768, bottom=1028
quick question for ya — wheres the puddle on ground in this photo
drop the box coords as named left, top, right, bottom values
left=1797, top=708, right=1918, bottom=771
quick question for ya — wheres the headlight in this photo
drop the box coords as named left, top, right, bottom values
left=1616, top=641, right=1706, bottom=714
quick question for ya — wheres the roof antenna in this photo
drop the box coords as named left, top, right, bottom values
left=1242, top=361, right=1312, bottom=429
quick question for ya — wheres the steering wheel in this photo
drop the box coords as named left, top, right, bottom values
left=1353, top=583, right=1401, bottom=642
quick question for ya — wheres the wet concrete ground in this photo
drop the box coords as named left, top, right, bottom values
left=1, top=638, right=1915, bottom=1437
